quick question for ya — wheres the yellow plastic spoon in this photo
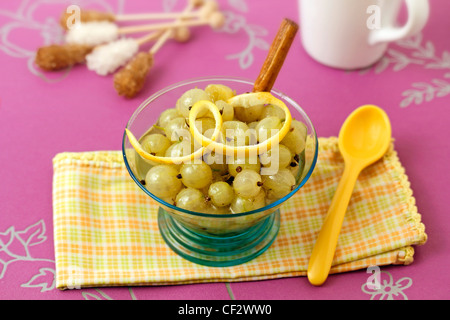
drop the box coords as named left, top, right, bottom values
left=307, top=105, right=392, bottom=286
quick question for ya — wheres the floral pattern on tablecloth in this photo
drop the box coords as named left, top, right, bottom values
left=360, top=33, right=450, bottom=107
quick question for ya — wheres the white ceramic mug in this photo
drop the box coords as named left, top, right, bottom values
left=298, top=0, right=430, bottom=69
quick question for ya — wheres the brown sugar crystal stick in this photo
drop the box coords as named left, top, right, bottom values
left=35, top=43, right=94, bottom=71
left=253, top=18, right=299, bottom=93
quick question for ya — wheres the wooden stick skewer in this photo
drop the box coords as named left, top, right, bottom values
left=135, top=27, right=192, bottom=45
left=59, top=0, right=208, bottom=29
left=115, top=0, right=217, bottom=22
left=135, top=31, right=164, bottom=46
left=114, top=10, right=199, bottom=22
left=117, top=10, right=225, bottom=35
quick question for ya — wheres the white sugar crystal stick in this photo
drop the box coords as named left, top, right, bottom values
left=86, top=38, right=140, bottom=76
left=85, top=0, right=198, bottom=76
left=84, top=31, right=161, bottom=76
left=65, top=21, right=119, bottom=46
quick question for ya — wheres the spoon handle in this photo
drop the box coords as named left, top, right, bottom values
left=307, top=163, right=361, bottom=286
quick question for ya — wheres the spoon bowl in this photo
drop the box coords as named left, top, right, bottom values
left=307, top=105, right=392, bottom=286
left=339, top=105, right=392, bottom=166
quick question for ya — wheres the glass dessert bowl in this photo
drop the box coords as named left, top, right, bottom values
left=122, top=77, right=318, bottom=267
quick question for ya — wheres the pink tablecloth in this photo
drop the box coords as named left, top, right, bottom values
left=0, top=0, right=448, bottom=300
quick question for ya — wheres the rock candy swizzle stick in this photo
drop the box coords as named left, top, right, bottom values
left=64, top=1, right=220, bottom=46
left=59, top=0, right=208, bottom=30
left=35, top=22, right=190, bottom=72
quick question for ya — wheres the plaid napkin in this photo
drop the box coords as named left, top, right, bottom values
left=52, top=137, right=427, bottom=289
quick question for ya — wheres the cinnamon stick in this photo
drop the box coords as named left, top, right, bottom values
left=253, top=18, right=299, bottom=93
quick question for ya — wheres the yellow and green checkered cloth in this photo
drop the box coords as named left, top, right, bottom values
left=52, top=137, right=427, bottom=289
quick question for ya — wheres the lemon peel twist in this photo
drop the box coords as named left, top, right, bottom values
left=125, top=100, right=223, bottom=165
left=189, top=92, right=292, bottom=157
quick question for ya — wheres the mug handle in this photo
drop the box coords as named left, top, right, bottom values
left=368, top=0, right=430, bottom=45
